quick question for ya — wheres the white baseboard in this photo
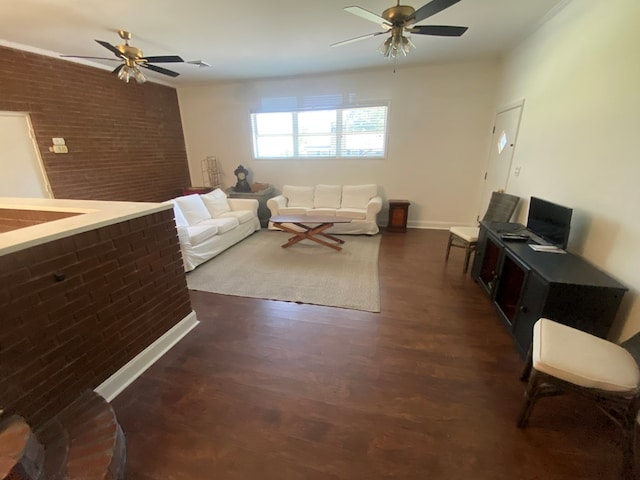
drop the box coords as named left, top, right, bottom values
left=95, top=311, right=200, bottom=401
left=406, top=220, right=457, bottom=230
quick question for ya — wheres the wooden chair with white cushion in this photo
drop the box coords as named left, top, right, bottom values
left=518, top=318, right=640, bottom=479
left=445, top=191, right=519, bottom=273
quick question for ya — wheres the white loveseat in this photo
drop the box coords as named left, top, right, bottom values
left=266, top=184, right=382, bottom=235
left=168, top=189, right=260, bottom=272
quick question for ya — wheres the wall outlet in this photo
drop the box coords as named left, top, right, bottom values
left=52, top=145, right=68, bottom=154
left=52, top=137, right=66, bottom=146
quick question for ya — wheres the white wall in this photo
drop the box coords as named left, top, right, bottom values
left=177, top=61, right=500, bottom=228
left=497, top=0, right=640, bottom=340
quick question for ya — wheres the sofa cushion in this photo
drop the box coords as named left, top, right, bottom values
left=201, top=188, right=231, bottom=218
left=219, top=210, right=255, bottom=224
left=187, top=224, right=219, bottom=244
left=341, top=184, right=378, bottom=209
left=314, top=185, right=342, bottom=209
left=169, top=201, right=189, bottom=227
left=174, top=194, right=212, bottom=226
left=336, top=208, right=367, bottom=220
left=200, top=217, right=240, bottom=234
left=308, top=208, right=336, bottom=216
left=283, top=185, right=314, bottom=208
left=279, top=206, right=309, bottom=215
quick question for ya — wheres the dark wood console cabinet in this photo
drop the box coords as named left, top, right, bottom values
left=471, top=221, right=627, bottom=357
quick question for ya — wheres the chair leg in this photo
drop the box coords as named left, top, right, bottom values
left=620, top=400, right=640, bottom=480
left=463, top=245, right=473, bottom=273
left=445, top=233, right=454, bottom=262
left=517, top=369, right=540, bottom=428
left=520, top=346, right=533, bottom=382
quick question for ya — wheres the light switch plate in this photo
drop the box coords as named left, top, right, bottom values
left=52, top=137, right=66, bottom=146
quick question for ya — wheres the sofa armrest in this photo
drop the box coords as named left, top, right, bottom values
left=266, top=195, right=287, bottom=216
left=227, top=198, right=258, bottom=214
left=176, top=225, right=191, bottom=246
left=366, top=196, right=383, bottom=220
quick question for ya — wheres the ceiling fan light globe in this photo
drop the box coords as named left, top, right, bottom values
left=117, top=66, right=131, bottom=83
left=133, top=68, right=147, bottom=84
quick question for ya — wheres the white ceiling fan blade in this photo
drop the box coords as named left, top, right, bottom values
left=331, top=31, right=387, bottom=47
left=344, top=6, right=392, bottom=27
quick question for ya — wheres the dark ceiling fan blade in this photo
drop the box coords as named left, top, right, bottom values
left=331, top=31, right=387, bottom=47
left=141, top=55, right=184, bottom=63
left=112, top=64, right=124, bottom=75
left=410, top=25, right=468, bottom=36
left=344, top=6, right=391, bottom=26
left=60, top=55, right=121, bottom=61
left=140, top=63, right=180, bottom=77
left=95, top=40, right=123, bottom=57
left=410, top=0, right=462, bottom=25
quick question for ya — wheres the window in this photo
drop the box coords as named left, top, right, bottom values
left=251, top=105, right=388, bottom=159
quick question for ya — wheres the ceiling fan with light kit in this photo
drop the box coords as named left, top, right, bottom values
left=332, top=0, right=468, bottom=59
left=61, top=30, right=184, bottom=83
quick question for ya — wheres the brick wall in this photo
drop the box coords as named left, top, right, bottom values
left=0, top=46, right=191, bottom=202
left=0, top=209, right=192, bottom=427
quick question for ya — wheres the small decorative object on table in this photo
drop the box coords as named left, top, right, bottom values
left=233, top=165, right=252, bottom=192
left=387, top=199, right=410, bottom=232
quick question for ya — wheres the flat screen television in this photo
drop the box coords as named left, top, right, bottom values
left=526, top=197, right=573, bottom=249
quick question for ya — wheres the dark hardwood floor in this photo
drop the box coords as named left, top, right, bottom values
left=112, top=229, right=625, bottom=479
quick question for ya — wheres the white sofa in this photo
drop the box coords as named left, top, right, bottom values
left=168, top=189, right=260, bottom=272
left=266, top=184, right=382, bottom=235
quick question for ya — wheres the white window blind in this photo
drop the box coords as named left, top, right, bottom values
left=250, top=104, right=388, bottom=159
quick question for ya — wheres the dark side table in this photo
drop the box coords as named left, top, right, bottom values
left=387, top=199, right=410, bottom=233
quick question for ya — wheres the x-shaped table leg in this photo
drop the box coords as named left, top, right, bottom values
left=274, top=221, right=345, bottom=251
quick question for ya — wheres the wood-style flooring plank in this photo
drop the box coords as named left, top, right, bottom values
left=112, top=229, right=624, bottom=479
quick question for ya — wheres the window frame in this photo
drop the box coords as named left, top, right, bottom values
left=250, top=103, right=389, bottom=160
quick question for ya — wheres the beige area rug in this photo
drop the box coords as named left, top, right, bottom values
left=186, top=230, right=381, bottom=312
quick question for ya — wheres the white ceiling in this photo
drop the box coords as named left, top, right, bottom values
left=0, top=0, right=565, bottom=85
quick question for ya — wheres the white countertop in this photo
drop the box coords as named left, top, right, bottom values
left=0, top=197, right=171, bottom=256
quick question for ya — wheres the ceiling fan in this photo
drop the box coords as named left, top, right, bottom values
left=61, top=30, right=184, bottom=83
left=332, top=0, right=468, bottom=59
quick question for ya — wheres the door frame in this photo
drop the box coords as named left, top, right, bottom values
left=478, top=99, right=525, bottom=220
left=0, top=111, right=52, bottom=198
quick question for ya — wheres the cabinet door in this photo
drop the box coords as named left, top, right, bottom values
left=476, top=234, right=502, bottom=297
left=494, top=251, right=530, bottom=328
left=512, top=272, right=548, bottom=356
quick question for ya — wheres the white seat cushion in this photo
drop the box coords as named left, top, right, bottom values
left=200, top=217, right=240, bottom=234
left=336, top=208, right=367, bottom=220
left=533, top=318, right=640, bottom=392
left=341, top=184, right=377, bottom=209
left=174, top=194, right=212, bottom=226
left=283, top=185, right=314, bottom=208
left=308, top=208, right=336, bottom=216
left=449, top=226, right=479, bottom=243
left=279, top=206, right=309, bottom=215
left=186, top=224, right=219, bottom=244
left=314, top=185, right=342, bottom=209
left=201, top=188, right=231, bottom=217
left=219, top=210, right=255, bottom=224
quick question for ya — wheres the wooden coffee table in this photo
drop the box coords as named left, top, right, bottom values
left=270, top=215, right=352, bottom=251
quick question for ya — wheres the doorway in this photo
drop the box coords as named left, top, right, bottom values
left=478, top=101, right=524, bottom=219
left=0, top=112, right=51, bottom=198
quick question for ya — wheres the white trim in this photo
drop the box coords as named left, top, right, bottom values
left=407, top=220, right=457, bottom=230
left=497, top=98, right=525, bottom=115
left=94, top=311, right=200, bottom=401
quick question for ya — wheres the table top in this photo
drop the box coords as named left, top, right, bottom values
left=271, top=215, right=352, bottom=224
